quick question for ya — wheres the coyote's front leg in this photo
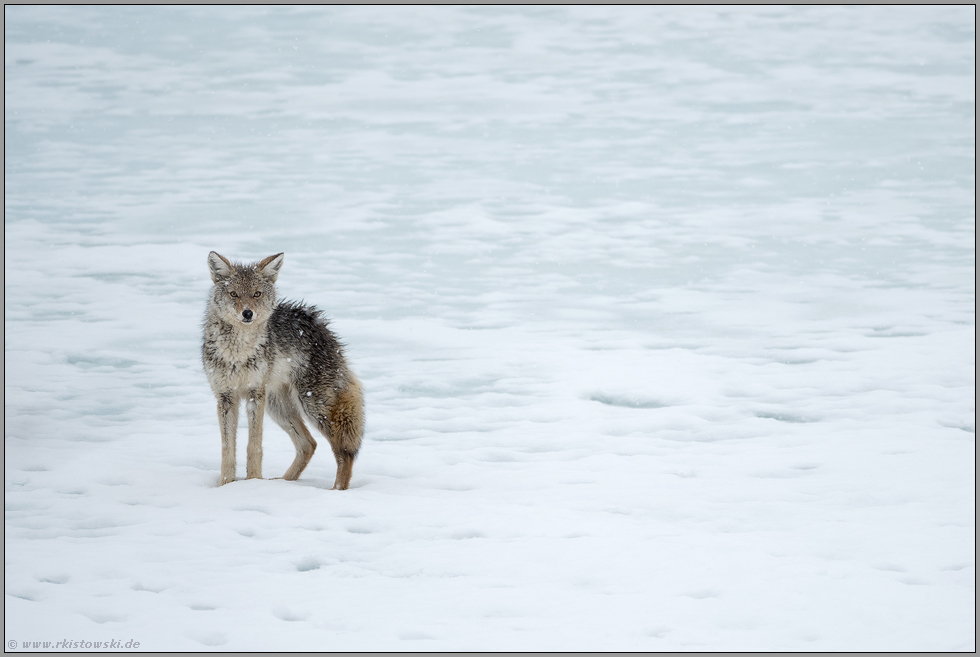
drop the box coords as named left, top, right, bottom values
left=217, top=392, right=239, bottom=485
left=245, top=388, right=266, bottom=479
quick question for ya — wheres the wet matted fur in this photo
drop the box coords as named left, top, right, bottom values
left=202, top=251, right=364, bottom=488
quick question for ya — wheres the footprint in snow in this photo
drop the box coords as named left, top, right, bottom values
left=132, top=582, right=168, bottom=593
left=589, top=393, right=668, bottom=409
left=873, top=563, right=906, bottom=572
left=755, top=411, right=818, bottom=423
left=940, top=563, right=970, bottom=571
left=683, top=589, right=719, bottom=599
left=83, top=611, right=126, bottom=624
left=273, top=606, right=309, bottom=622
left=450, top=529, right=485, bottom=540
left=295, top=558, right=321, bottom=572
left=189, top=630, right=227, bottom=647
left=8, top=589, right=40, bottom=601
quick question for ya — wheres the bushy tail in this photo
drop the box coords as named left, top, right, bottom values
left=322, top=375, right=364, bottom=490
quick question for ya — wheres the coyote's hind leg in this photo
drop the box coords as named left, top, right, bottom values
left=267, top=387, right=317, bottom=481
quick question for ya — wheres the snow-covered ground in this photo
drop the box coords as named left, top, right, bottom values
left=4, top=6, right=975, bottom=651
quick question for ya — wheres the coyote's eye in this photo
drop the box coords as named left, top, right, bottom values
left=253, top=291, right=262, bottom=298
left=229, top=291, right=238, bottom=298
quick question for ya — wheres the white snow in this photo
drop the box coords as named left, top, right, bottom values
left=4, top=5, right=975, bottom=652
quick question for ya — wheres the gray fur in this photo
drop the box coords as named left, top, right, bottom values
left=202, top=251, right=364, bottom=488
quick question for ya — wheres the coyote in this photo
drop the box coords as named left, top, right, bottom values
left=202, top=252, right=364, bottom=489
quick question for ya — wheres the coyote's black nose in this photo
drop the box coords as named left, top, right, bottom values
left=242, top=309, right=253, bottom=321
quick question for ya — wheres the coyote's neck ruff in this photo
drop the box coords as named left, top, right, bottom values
left=202, top=251, right=364, bottom=488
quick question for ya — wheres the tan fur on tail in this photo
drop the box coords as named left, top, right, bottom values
left=327, top=376, right=364, bottom=490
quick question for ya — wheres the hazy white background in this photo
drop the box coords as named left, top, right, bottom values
left=5, top=6, right=975, bottom=651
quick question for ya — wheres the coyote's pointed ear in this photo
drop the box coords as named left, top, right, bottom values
left=258, top=252, right=285, bottom=282
left=208, top=251, right=234, bottom=283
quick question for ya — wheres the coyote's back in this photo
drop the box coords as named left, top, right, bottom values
left=202, top=251, right=364, bottom=488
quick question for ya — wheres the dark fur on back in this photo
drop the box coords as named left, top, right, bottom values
left=270, top=301, right=345, bottom=389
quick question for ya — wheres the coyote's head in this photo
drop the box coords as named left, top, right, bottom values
left=207, top=251, right=283, bottom=326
